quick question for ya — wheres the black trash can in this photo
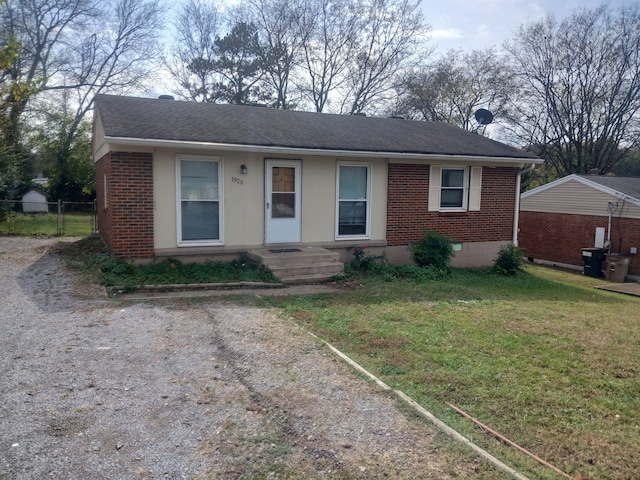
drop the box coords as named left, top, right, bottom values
left=582, top=248, right=607, bottom=278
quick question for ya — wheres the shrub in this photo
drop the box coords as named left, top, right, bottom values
left=410, top=231, right=454, bottom=270
left=493, top=244, right=524, bottom=275
left=348, top=246, right=385, bottom=273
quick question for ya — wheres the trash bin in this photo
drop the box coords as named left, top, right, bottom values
left=582, top=248, right=606, bottom=278
left=605, top=254, right=631, bottom=282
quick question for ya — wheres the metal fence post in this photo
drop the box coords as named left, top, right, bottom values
left=92, top=199, right=98, bottom=235
left=57, top=200, right=63, bottom=235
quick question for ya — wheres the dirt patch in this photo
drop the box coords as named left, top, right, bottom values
left=0, top=237, right=508, bottom=479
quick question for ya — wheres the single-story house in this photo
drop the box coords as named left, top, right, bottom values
left=92, top=94, right=541, bottom=280
left=21, top=188, right=49, bottom=213
left=519, top=174, right=640, bottom=278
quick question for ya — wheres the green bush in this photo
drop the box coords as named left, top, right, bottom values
left=410, top=231, right=454, bottom=270
left=348, top=246, right=385, bottom=273
left=493, top=244, right=524, bottom=275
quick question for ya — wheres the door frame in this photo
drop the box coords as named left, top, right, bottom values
left=265, top=159, right=302, bottom=244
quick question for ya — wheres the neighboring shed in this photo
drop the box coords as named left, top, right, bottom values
left=21, top=188, right=49, bottom=213
left=519, top=174, right=640, bottom=277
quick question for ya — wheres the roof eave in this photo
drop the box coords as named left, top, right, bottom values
left=103, top=136, right=543, bottom=165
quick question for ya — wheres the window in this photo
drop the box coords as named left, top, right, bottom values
left=440, top=168, right=467, bottom=209
left=428, top=165, right=482, bottom=212
left=271, top=166, right=296, bottom=218
left=337, top=163, right=370, bottom=238
left=177, top=156, right=222, bottom=245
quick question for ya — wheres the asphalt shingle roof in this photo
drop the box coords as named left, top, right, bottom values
left=577, top=175, right=640, bottom=201
left=95, top=95, right=539, bottom=160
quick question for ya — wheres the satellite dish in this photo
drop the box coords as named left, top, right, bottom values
left=474, top=108, right=494, bottom=125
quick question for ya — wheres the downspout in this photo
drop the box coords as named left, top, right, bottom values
left=513, top=163, right=537, bottom=246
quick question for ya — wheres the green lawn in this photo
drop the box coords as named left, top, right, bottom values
left=264, top=265, right=640, bottom=480
left=0, top=212, right=94, bottom=236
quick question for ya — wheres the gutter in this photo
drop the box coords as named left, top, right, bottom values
left=513, top=163, right=537, bottom=245
left=102, top=135, right=544, bottom=166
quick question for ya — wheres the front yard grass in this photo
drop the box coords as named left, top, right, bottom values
left=265, top=265, right=640, bottom=480
left=0, top=212, right=93, bottom=236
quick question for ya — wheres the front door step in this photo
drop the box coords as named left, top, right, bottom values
left=246, top=246, right=344, bottom=284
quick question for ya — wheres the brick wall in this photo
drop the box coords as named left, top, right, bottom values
left=95, top=152, right=154, bottom=259
left=519, top=211, right=640, bottom=275
left=386, top=164, right=518, bottom=245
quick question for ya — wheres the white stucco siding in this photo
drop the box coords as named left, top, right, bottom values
left=367, top=159, right=388, bottom=240
left=152, top=150, right=388, bottom=250
left=521, top=178, right=640, bottom=219
left=153, top=150, right=178, bottom=249
left=223, top=152, right=265, bottom=246
left=300, top=156, right=387, bottom=243
left=300, top=157, right=336, bottom=243
left=153, top=149, right=265, bottom=250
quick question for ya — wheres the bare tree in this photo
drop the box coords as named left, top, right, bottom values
left=504, top=4, right=640, bottom=176
left=0, top=0, right=164, bottom=149
left=247, top=0, right=309, bottom=109
left=166, top=0, right=223, bottom=103
left=339, top=0, right=428, bottom=115
left=0, top=0, right=97, bottom=146
left=56, top=0, right=164, bottom=150
left=395, top=48, right=514, bottom=133
left=297, top=0, right=359, bottom=112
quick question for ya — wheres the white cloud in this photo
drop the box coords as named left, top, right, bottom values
left=429, top=28, right=464, bottom=40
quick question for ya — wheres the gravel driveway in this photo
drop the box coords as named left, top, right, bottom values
left=0, top=237, right=492, bottom=479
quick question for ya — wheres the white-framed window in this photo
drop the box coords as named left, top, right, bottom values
left=336, top=162, right=371, bottom=239
left=176, top=155, right=223, bottom=246
left=429, top=165, right=482, bottom=212
left=440, top=168, right=468, bottom=209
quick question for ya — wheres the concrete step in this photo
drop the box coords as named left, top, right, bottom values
left=278, top=272, right=344, bottom=284
left=269, top=262, right=344, bottom=279
left=246, top=247, right=340, bottom=268
left=246, top=246, right=344, bottom=284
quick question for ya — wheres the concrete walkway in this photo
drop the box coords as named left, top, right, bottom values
left=595, top=281, right=640, bottom=297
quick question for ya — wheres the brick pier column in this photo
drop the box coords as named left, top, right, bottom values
left=95, top=152, right=154, bottom=259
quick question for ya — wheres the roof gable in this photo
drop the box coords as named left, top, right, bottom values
left=94, top=94, right=540, bottom=161
left=522, top=174, right=640, bottom=207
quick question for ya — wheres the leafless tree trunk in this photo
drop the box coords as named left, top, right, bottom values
left=166, top=0, right=223, bottom=103
left=0, top=0, right=163, bottom=149
left=394, top=48, right=514, bottom=134
left=247, top=0, right=308, bottom=109
left=504, top=5, right=640, bottom=176
left=296, top=0, right=359, bottom=113
left=339, top=0, right=428, bottom=115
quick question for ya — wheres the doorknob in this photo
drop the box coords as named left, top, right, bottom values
left=266, top=202, right=270, bottom=209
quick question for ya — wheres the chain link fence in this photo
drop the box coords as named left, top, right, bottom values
left=0, top=198, right=98, bottom=236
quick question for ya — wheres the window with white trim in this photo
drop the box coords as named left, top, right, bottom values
left=177, top=156, right=222, bottom=245
left=440, top=168, right=467, bottom=209
left=336, top=163, right=370, bottom=238
left=428, top=165, right=482, bottom=212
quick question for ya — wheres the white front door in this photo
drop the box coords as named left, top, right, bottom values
left=265, top=159, right=302, bottom=244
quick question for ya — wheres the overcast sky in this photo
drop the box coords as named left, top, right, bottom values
left=423, top=0, right=629, bottom=54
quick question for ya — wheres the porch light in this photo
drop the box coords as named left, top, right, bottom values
left=241, top=164, right=248, bottom=174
